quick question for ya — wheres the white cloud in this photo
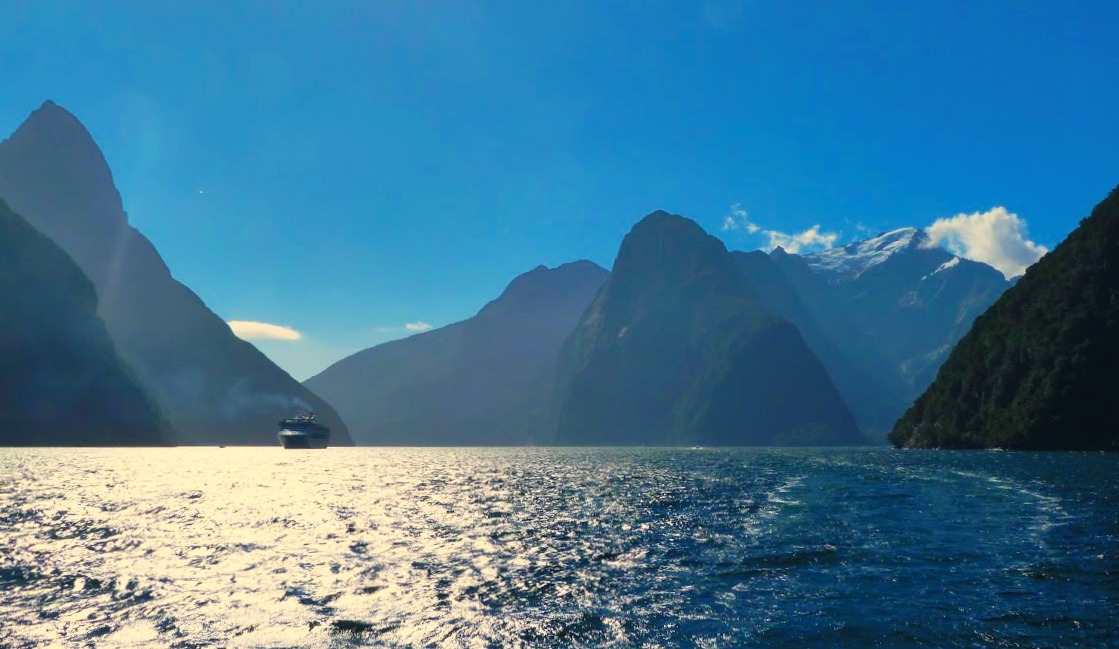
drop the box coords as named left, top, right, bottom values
left=722, top=204, right=760, bottom=233
left=721, top=203, right=838, bottom=254
left=375, top=321, right=436, bottom=335
left=764, top=225, right=839, bottom=254
left=924, top=207, right=1047, bottom=278
left=228, top=320, right=303, bottom=341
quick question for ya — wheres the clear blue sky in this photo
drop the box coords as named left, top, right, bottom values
left=2, top=1, right=1118, bottom=379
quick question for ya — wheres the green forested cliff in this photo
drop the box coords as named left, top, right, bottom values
left=891, top=185, right=1119, bottom=450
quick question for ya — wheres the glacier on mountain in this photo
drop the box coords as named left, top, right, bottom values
left=803, top=227, right=934, bottom=281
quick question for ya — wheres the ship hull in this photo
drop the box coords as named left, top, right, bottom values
left=278, top=430, right=329, bottom=449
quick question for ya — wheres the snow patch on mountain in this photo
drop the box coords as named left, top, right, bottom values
left=922, top=256, right=960, bottom=280
left=803, top=227, right=931, bottom=280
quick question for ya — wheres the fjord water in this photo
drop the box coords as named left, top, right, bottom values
left=1, top=448, right=1115, bottom=648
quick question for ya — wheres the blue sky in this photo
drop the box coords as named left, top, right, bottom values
left=2, top=1, right=1118, bottom=379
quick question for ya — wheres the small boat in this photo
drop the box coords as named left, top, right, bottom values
left=277, top=411, right=330, bottom=449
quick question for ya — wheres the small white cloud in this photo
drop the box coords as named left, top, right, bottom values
left=722, top=204, right=747, bottom=231
left=764, top=225, right=839, bottom=254
left=925, top=207, right=1047, bottom=278
left=722, top=204, right=837, bottom=254
left=374, top=322, right=435, bottom=335
left=228, top=320, right=303, bottom=341
left=722, top=204, right=760, bottom=233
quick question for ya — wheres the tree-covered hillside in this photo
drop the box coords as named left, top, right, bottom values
left=891, top=185, right=1119, bottom=450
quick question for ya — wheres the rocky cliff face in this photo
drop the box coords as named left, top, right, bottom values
left=892, top=184, right=1119, bottom=450
left=554, top=211, right=862, bottom=446
left=0, top=198, right=169, bottom=446
left=305, top=261, right=608, bottom=444
left=0, top=101, right=351, bottom=445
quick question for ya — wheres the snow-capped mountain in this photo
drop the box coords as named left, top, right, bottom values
left=739, top=228, right=1013, bottom=439
left=803, top=227, right=933, bottom=282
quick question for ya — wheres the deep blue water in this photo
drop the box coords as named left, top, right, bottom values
left=0, top=447, right=1116, bottom=648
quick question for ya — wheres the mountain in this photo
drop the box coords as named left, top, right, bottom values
left=806, top=228, right=1011, bottom=391
left=0, top=198, right=168, bottom=446
left=765, top=228, right=1011, bottom=435
left=0, top=101, right=351, bottom=446
left=891, top=185, right=1119, bottom=450
left=554, top=211, right=862, bottom=446
left=305, top=261, right=609, bottom=445
left=733, top=250, right=908, bottom=435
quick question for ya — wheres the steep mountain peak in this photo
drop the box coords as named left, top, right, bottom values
left=34, top=98, right=68, bottom=115
left=0, top=101, right=354, bottom=446
left=606, top=210, right=762, bottom=311
left=804, top=227, right=935, bottom=281
left=0, top=100, right=125, bottom=239
left=630, top=209, right=707, bottom=237
left=556, top=211, right=861, bottom=446
left=620, top=211, right=732, bottom=268
left=10, top=100, right=107, bottom=166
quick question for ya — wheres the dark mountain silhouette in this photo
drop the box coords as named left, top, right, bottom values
left=554, top=211, right=862, bottom=446
left=892, top=185, right=1119, bottom=450
left=765, top=229, right=1011, bottom=436
left=0, top=101, right=351, bottom=445
left=0, top=198, right=168, bottom=446
left=305, top=261, right=608, bottom=444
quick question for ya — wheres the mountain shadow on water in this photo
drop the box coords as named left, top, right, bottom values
left=305, top=261, right=609, bottom=445
left=0, top=198, right=169, bottom=446
left=0, top=101, right=351, bottom=445
left=891, top=184, right=1119, bottom=450
left=554, top=211, right=863, bottom=446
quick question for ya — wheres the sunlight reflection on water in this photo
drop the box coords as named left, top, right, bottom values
left=0, top=447, right=1116, bottom=648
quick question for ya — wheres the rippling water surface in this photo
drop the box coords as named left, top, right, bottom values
left=1, top=447, right=1116, bottom=648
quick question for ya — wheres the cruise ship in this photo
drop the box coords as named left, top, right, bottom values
left=277, top=411, right=330, bottom=449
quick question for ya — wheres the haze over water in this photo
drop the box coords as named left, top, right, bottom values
left=1, top=447, right=1116, bottom=648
